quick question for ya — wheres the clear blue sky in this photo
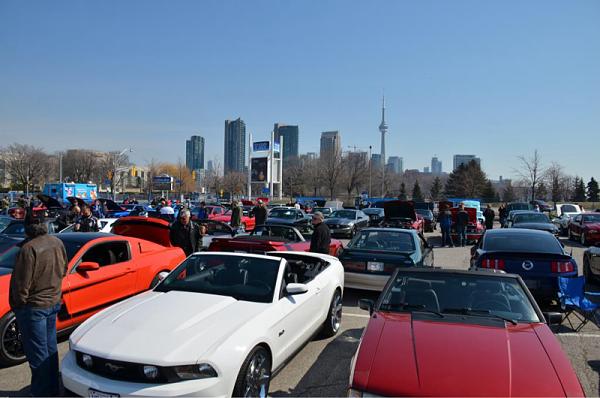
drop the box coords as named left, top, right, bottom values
left=1, top=0, right=599, bottom=180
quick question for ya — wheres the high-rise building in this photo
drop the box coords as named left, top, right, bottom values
left=320, top=131, right=341, bottom=159
left=274, top=123, right=299, bottom=165
left=379, top=96, right=388, bottom=168
left=453, top=154, right=481, bottom=170
left=387, top=156, right=403, bottom=174
left=185, top=135, right=205, bottom=171
left=371, top=153, right=382, bottom=168
left=431, top=157, right=442, bottom=174
left=348, top=151, right=368, bottom=164
left=424, top=167, right=430, bottom=173
left=207, top=160, right=214, bottom=172
left=224, top=118, right=246, bottom=173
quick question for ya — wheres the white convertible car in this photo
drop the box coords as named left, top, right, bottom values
left=61, top=251, right=344, bottom=397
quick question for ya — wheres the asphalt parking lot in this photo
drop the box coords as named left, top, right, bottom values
left=1, top=227, right=599, bottom=397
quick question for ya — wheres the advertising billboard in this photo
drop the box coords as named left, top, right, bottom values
left=251, top=157, right=268, bottom=182
left=253, top=141, right=270, bottom=152
left=153, top=176, right=173, bottom=191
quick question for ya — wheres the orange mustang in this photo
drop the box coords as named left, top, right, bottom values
left=0, top=217, right=186, bottom=366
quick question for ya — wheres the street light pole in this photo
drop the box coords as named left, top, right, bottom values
left=368, top=145, right=372, bottom=198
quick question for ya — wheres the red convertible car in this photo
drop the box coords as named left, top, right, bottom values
left=0, top=216, right=186, bottom=366
left=349, top=268, right=583, bottom=397
left=212, top=209, right=256, bottom=231
left=207, top=224, right=343, bottom=256
left=568, top=212, right=600, bottom=246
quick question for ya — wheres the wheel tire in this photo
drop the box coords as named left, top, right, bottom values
left=350, top=226, right=357, bottom=238
left=0, top=311, right=26, bottom=367
left=581, top=233, right=588, bottom=246
left=321, top=289, right=343, bottom=338
left=232, top=346, right=271, bottom=398
left=583, top=257, right=591, bottom=281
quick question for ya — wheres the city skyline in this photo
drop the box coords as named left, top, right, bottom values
left=1, top=1, right=598, bottom=180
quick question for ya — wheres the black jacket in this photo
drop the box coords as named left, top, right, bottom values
left=253, top=206, right=268, bottom=226
left=483, top=208, right=495, bottom=227
left=170, top=221, right=202, bottom=256
left=310, top=222, right=331, bottom=254
left=456, top=210, right=470, bottom=228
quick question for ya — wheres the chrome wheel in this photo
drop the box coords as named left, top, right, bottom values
left=1, top=313, right=25, bottom=364
left=330, top=292, right=343, bottom=333
left=242, top=349, right=271, bottom=398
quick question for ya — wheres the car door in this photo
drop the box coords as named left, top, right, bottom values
left=63, top=240, right=138, bottom=319
left=572, top=215, right=582, bottom=237
left=418, top=234, right=434, bottom=266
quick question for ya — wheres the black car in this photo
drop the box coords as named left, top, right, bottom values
left=470, top=228, right=577, bottom=299
left=362, top=208, right=385, bottom=226
left=266, top=207, right=311, bottom=227
left=415, top=209, right=436, bottom=232
left=530, top=199, right=553, bottom=213
left=508, top=211, right=559, bottom=235
left=0, top=218, right=62, bottom=237
left=324, top=209, right=370, bottom=237
left=583, top=243, right=600, bottom=283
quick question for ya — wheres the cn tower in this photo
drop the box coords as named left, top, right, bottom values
left=379, top=95, right=388, bottom=169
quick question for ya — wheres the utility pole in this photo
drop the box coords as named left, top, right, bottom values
left=368, top=145, right=372, bottom=198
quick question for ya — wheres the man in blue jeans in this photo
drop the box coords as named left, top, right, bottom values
left=9, top=210, right=68, bottom=396
left=456, top=204, right=470, bottom=247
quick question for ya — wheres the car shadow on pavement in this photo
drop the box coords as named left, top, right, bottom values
left=270, top=328, right=364, bottom=397
left=0, top=386, right=30, bottom=397
left=588, top=361, right=600, bottom=396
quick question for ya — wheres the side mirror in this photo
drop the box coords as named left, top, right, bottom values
left=78, top=261, right=100, bottom=272
left=157, top=271, right=170, bottom=283
left=543, top=312, right=563, bottom=325
left=286, top=283, right=308, bottom=295
left=358, top=298, right=375, bottom=314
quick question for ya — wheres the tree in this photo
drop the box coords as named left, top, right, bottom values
left=587, top=177, right=599, bottom=202
left=62, top=149, right=100, bottom=183
left=205, top=158, right=223, bottom=196
left=572, top=177, right=586, bottom=202
left=430, top=177, right=442, bottom=201
left=222, top=172, right=246, bottom=198
left=481, top=180, right=496, bottom=203
left=412, top=181, right=423, bottom=202
left=536, top=182, right=548, bottom=201
left=515, top=150, right=544, bottom=201
left=342, top=153, right=368, bottom=198
left=444, top=160, right=488, bottom=198
left=319, top=148, right=344, bottom=200
left=503, top=181, right=515, bottom=202
left=545, top=162, right=566, bottom=203
left=99, top=151, right=131, bottom=200
left=1, top=143, right=52, bottom=192
left=398, top=182, right=407, bottom=200
left=282, top=158, right=305, bottom=198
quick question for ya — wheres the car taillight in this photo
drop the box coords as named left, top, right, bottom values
left=551, top=261, right=574, bottom=273
left=343, top=261, right=365, bottom=271
left=481, top=258, right=505, bottom=270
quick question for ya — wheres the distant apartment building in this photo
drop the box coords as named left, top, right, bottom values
left=224, top=118, right=246, bottom=173
left=431, top=157, right=442, bottom=174
left=207, top=160, right=214, bottom=172
left=274, top=123, right=299, bottom=165
left=371, top=153, right=382, bottom=168
left=186, top=135, right=205, bottom=171
left=453, top=154, right=481, bottom=170
left=424, top=167, right=430, bottom=173
left=348, top=151, right=368, bottom=164
left=320, top=131, right=341, bottom=159
left=387, top=156, right=403, bottom=174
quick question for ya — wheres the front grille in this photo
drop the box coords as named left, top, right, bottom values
left=76, top=351, right=178, bottom=383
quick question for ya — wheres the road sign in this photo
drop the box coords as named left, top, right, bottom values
left=153, top=176, right=173, bottom=191
left=262, top=187, right=270, bottom=194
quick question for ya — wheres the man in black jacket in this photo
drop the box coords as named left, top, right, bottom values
left=456, top=204, right=470, bottom=247
left=310, top=212, right=331, bottom=254
left=483, top=204, right=495, bottom=230
left=169, top=209, right=202, bottom=256
left=252, top=200, right=268, bottom=226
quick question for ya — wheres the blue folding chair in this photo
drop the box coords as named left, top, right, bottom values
left=557, top=276, right=600, bottom=332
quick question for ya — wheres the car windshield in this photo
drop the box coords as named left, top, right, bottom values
left=348, top=230, right=415, bottom=252
left=508, top=203, right=530, bottom=211
left=269, top=209, right=297, bottom=219
left=0, top=218, right=12, bottom=232
left=154, top=254, right=280, bottom=303
left=513, top=213, right=550, bottom=224
left=330, top=210, right=356, bottom=219
left=484, top=232, right=563, bottom=254
left=561, top=205, right=578, bottom=213
left=415, top=209, right=432, bottom=217
left=0, top=239, right=81, bottom=270
left=252, top=225, right=302, bottom=241
left=362, top=208, right=383, bottom=215
left=583, top=214, right=600, bottom=223
left=380, top=272, right=540, bottom=323
left=313, top=208, right=331, bottom=215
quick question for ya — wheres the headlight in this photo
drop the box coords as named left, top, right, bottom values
left=143, top=365, right=159, bottom=380
left=174, top=363, right=218, bottom=380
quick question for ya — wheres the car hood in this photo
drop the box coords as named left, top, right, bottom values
left=99, top=199, right=125, bottom=211
left=383, top=200, right=416, bottom=221
left=360, top=313, right=566, bottom=397
left=71, top=290, right=268, bottom=365
left=37, top=194, right=63, bottom=209
left=512, top=222, right=556, bottom=232
left=325, top=217, right=353, bottom=225
left=111, top=216, right=173, bottom=247
left=266, top=218, right=298, bottom=225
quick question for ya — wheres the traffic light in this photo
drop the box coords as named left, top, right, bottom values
left=192, top=170, right=196, bottom=180
left=130, top=166, right=137, bottom=177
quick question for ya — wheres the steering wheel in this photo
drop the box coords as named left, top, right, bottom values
left=475, top=300, right=511, bottom=312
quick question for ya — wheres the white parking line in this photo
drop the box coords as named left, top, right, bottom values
left=556, top=333, right=600, bottom=338
left=344, top=313, right=371, bottom=319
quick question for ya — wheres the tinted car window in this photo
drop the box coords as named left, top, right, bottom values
left=0, top=239, right=82, bottom=270
left=330, top=210, right=356, bottom=219
left=269, top=209, right=297, bottom=219
left=583, top=214, right=600, bottom=223
left=348, top=230, right=415, bottom=252
left=483, top=233, right=563, bottom=254
left=362, top=208, right=384, bottom=216
left=2, top=223, right=25, bottom=235
left=561, top=205, right=578, bottom=213
left=513, top=213, right=550, bottom=224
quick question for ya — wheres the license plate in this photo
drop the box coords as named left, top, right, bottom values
left=367, top=261, right=384, bottom=272
left=89, top=389, right=120, bottom=398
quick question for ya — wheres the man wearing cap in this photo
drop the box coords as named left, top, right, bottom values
left=252, top=200, right=268, bottom=226
left=10, top=208, right=68, bottom=396
left=310, top=211, right=331, bottom=254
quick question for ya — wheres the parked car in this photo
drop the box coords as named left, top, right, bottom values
left=380, top=200, right=424, bottom=233
left=349, top=268, right=582, bottom=397
left=530, top=199, right=553, bottom=212
left=61, top=251, right=344, bottom=397
left=450, top=207, right=484, bottom=243
left=324, top=209, right=369, bottom=238
left=361, top=208, right=385, bottom=226
left=212, top=209, right=256, bottom=232
left=567, top=212, right=600, bottom=246
left=552, top=203, right=583, bottom=235
left=0, top=218, right=63, bottom=237
left=415, top=208, right=436, bottom=232
left=98, top=199, right=130, bottom=218
left=195, top=219, right=240, bottom=250
left=503, top=209, right=532, bottom=228
left=506, top=202, right=534, bottom=213
left=556, top=203, right=583, bottom=217
left=190, top=205, right=227, bottom=221
left=339, top=228, right=433, bottom=291
left=0, top=216, right=186, bottom=366
left=266, top=207, right=311, bottom=227
left=508, top=211, right=559, bottom=235
left=208, top=224, right=343, bottom=256
left=583, top=243, right=600, bottom=282
left=59, top=218, right=118, bottom=234
left=311, top=207, right=333, bottom=217
left=470, top=228, right=577, bottom=299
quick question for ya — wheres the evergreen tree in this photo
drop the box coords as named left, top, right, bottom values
left=503, top=182, right=515, bottom=202
left=587, top=177, right=599, bottom=202
left=551, top=175, right=561, bottom=203
left=430, top=177, right=442, bottom=201
left=412, top=181, right=424, bottom=202
left=572, top=177, right=586, bottom=202
left=481, top=180, right=496, bottom=203
left=536, top=182, right=548, bottom=200
left=444, top=160, right=488, bottom=198
left=398, top=182, right=407, bottom=200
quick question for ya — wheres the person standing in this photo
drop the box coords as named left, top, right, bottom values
left=230, top=200, right=242, bottom=229
left=74, top=205, right=99, bottom=232
left=456, top=204, right=470, bottom=247
left=252, top=199, right=268, bottom=226
left=1, top=195, right=9, bottom=211
left=159, top=201, right=175, bottom=222
left=439, top=206, right=454, bottom=247
left=196, top=202, right=208, bottom=220
left=483, top=205, right=495, bottom=230
left=498, top=204, right=508, bottom=228
left=310, top=212, right=331, bottom=254
left=169, top=209, right=202, bottom=256
left=9, top=210, right=68, bottom=396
